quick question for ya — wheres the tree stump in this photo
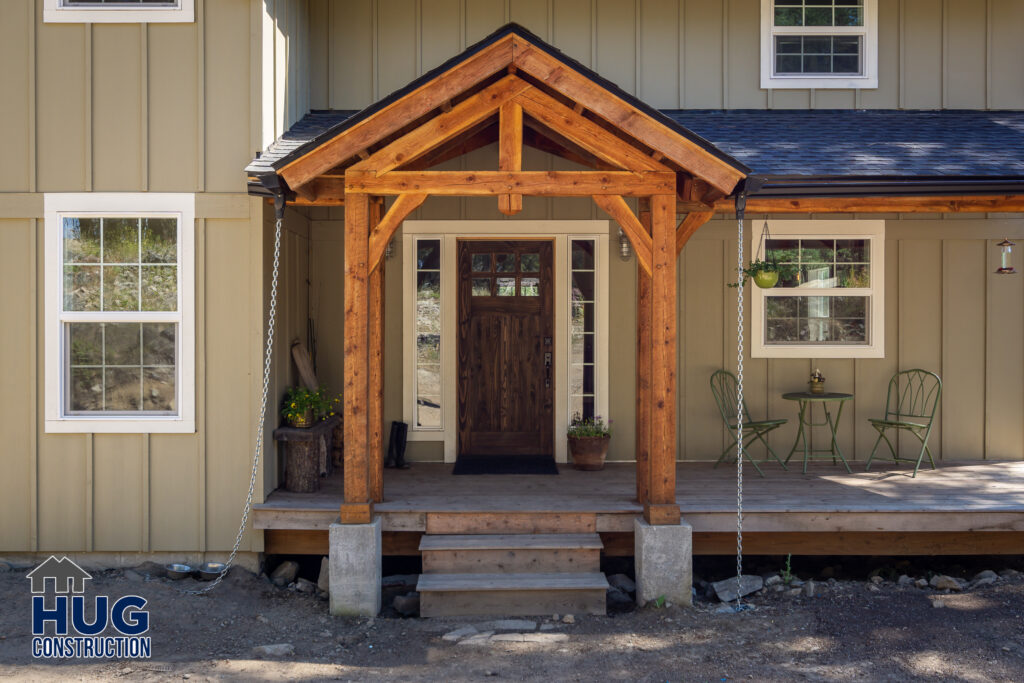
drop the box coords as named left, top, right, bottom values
left=284, top=441, right=320, bottom=493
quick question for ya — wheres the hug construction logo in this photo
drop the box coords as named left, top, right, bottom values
left=26, top=556, right=151, bottom=659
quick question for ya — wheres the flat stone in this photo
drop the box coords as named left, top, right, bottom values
left=392, top=592, right=420, bottom=616
left=490, top=633, right=568, bottom=644
left=607, top=573, right=636, bottom=593
left=786, top=588, right=802, bottom=597
left=539, top=624, right=556, bottom=631
left=295, top=578, right=317, bottom=594
left=317, top=557, right=330, bottom=593
left=711, top=575, right=763, bottom=603
left=867, top=585, right=880, bottom=593
left=764, top=574, right=783, bottom=587
left=915, top=578, right=930, bottom=589
left=270, top=561, right=300, bottom=587
left=252, top=643, right=295, bottom=658
left=972, top=570, right=998, bottom=583
left=382, top=574, right=419, bottom=588
left=998, top=569, right=1020, bottom=578
left=442, top=626, right=479, bottom=642
left=606, top=587, right=635, bottom=612
left=897, top=575, right=914, bottom=587
left=970, top=576, right=997, bottom=589
left=930, top=575, right=963, bottom=591
left=457, top=631, right=495, bottom=646
left=477, top=619, right=536, bottom=631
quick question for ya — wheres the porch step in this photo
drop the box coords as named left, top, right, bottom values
left=417, top=572, right=609, bottom=617
left=425, top=511, right=597, bottom=534
left=420, top=533, right=603, bottom=573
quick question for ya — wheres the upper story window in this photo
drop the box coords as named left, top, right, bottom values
left=45, top=194, right=195, bottom=433
left=44, top=0, right=194, bottom=23
left=761, top=0, right=878, bottom=90
left=750, top=221, right=885, bottom=359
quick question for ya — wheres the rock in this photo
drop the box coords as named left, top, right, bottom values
left=971, top=576, right=997, bottom=589
left=870, top=575, right=884, bottom=585
left=790, top=578, right=805, bottom=588
left=295, top=578, right=317, bottom=594
left=136, top=561, right=166, bottom=578
left=802, top=580, right=816, bottom=598
left=122, top=569, right=144, bottom=582
left=915, top=578, right=930, bottom=589
left=786, top=588, right=802, bottom=597
left=252, top=643, right=295, bottom=658
left=490, top=633, right=568, bottom=644
left=540, top=624, right=556, bottom=631
left=561, top=614, right=575, bottom=624
left=393, top=592, right=420, bottom=616
left=606, top=587, right=635, bottom=612
left=998, top=569, right=1020, bottom=578
left=772, top=584, right=785, bottom=593
left=764, top=574, right=783, bottom=587
left=933, top=599, right=945, bottom=608
left=442, top=626, right=479, bottom=642
left=712, top=575, right=763, bottom=602
left=382, top=574, right=419, bottom=588
left=317, top=557, right=330, bottom=593
left=972, top=570, right=998, bottom=583
left=930, top=575, right=962, bottom=591
left=607, top=574, right=636, bottom=594
left=270, top=561, right=299, bottom=587
left=867, top=585, right=880, bottom=593
left=897, top=575, right=914, bottom=587
left=477, top=619, right=536, bottom=631
left=457, top=631, right=495, bottom=646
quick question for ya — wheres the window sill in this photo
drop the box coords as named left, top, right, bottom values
left=751, top=345, right=885, bottom=360
left=762, top=75, right=878, bottom=90
left=43, top=5, right=193, bottom=24
left=45, top=417, right=195, bottom=434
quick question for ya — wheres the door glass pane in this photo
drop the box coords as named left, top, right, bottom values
left=414, top=239, right=442, bottom=428
left=471, top=253, right=490, bottom=272
left=495, top=253, right=515, bottom=273
left=471, top=278, right=491, bottom=296
left=495, top=277, right=516, bottom=296
left=520, top=277, right=539, bottom=296
left=520, top=253, right=540, bottom=272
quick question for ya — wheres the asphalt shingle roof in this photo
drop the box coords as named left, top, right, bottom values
left=248, top=109, right=1024, bottom=180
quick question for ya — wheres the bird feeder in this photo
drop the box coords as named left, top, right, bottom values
left=996, top=238, right=1016, bottom=274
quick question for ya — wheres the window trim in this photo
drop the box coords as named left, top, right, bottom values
left=401, top=221, right=609, bottom=464
left=44, top=193, right=196, bottom=433
left=43, top=0, right=194, bottom=24
left=760, top=0, right=878, bottom=90
left=750, top=220, right=885, bottom=359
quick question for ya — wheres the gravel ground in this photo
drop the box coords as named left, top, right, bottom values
left=1, top=558, right=1023, bottom=682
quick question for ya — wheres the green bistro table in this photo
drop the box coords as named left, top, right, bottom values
left=782, top=392, right=854, bottom=474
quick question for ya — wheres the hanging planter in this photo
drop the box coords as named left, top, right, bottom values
left=729, top=258, right=783, bottom=289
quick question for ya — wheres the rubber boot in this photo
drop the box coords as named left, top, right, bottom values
left=393, top=422, right=411, bottom=470
left=384, top=421, right=400, bottom=468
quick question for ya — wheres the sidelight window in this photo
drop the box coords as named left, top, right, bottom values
left=414, top=238, right=443, bottom=429
left=569, top=239, right=597, bottom=420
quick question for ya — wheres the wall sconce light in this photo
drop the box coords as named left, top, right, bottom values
left=996, top=238, right=1016, bottom=274
left=618, top=227, right=632, bottom=261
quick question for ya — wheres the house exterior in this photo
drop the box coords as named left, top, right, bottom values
left=2, top=1, right=1024, bottom=617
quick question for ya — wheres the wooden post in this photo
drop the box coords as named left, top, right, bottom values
left=342, top=191, right=373, bottom=524
left=644, top=194, right=681, bottom=525
left=498, top=101, right=523, bottom=215
left=368, top=197, right=385, bottom=504
left=635, top=200, right=652, bottom=505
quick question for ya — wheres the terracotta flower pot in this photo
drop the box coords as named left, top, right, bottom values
left=753, top=270, right=779, bottom=289
left=568, top=435, right=611, bottom=471
left=808, top=381, right=825, bottom=395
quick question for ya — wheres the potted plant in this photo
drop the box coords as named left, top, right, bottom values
left=729, top=258, right=783, bottom=289
left=281, top=387, right=339, bottom=428
left=808, top=368, right=826, bottom=395
left=567, top=414, right=612, bottom=471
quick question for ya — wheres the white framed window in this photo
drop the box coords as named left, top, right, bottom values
left=44, top=193, right=195, bottom=433
left=760, top=0, right=878, bottom=89
left=410, top=236, right=444, bottom=432
left=44, top=0, right=194, bottom=23
left=750, top=220, right=884, bottom=359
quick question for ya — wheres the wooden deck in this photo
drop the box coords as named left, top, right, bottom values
left=255, top=461, right=1024, bottom=556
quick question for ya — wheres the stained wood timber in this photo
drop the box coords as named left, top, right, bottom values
left=417, top=572, right=609, bottom=617
left=693, top=532, right=1024, bottom=556
left=511, top=37, right=744, bottom=194
left=498, top=101, right=523, bottom=215
left=513, top=87, right=671, bottom=172
left=341, top=192, right=373, bottom=525
left=368, top=193, right=428, bottom=271
left=279, top=34, right=516, bottom=189
left=368, top=199, right=385, bottom=504
left=592, top=195, right=654, bottom=275
left=264, top=529, right=328, bottom=555
left=675, top=211, right=714, bottom=255
left=344, top=170, right=676, bottom=196
left=420, top=533, right=602, bottom=573
left=714, top=195, right=1024, bottom=213
left=350, top=75, right=531, bottom=176
left=635, top=200, right=652, bottom=506
left=425, top=512, right=597, bottom=534
left=645, top=194, right=680, bottom=526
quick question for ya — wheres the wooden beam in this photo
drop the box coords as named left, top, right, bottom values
left=345, top=170, right=676, bottom=196
left=713, top=194, right=1024, bottom=214
left=512, top=37, right=745, bottom=194
left=279, top=34, right=516, bottom=189
left=368, top=193, right=428, bottom=272
left=675, top=211, right=714, bottom=255
left=498, top=100, right=523, bottom=216
left=635, top=199, right=652, bottom=506
left=341, top=193, right=373, bottom=525
left=513, top=87, right=671, bottom=172
left=693, top=532, right=1024, bottom=556
left=592, top=195, right=653, bottom=276
left=368, top=198, right=385, bottom=504
left=351, top=75, right=531, bottom=175
left=644, top=194, right=680, bottom=526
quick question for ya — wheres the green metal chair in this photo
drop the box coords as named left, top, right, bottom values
left=709, top=369, right=788, bottom=478
left=864, top=369, right=942, bottom=477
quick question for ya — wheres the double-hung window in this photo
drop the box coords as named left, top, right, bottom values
left=761, top=0, right=878, bottom=89
left=750, top=221, right=884, bottom=359
left=44, top=0, right=194, bottom=23
left=45, top=194, right=195, bottom=433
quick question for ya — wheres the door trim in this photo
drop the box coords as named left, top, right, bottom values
left=402, top=221, right=610, bottom=464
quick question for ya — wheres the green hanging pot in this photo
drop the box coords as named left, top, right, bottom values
left=752, top=270, right=779, bottom=289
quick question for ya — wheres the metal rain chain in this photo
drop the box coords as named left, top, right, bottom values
left=732, top=196, right=750, bottom=613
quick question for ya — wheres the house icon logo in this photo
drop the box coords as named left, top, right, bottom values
left=26, top=556, right=92, bottom=594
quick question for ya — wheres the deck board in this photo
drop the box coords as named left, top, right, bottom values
left=254, top=461, right=1024, bottom=535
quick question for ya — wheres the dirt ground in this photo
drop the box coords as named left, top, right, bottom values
left=1, top=557, right=1023, bottom=682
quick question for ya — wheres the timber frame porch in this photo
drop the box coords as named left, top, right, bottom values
left=256, top=461, right=1024, bottom=556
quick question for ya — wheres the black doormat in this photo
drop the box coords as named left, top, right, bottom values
left=452, top=454, right=559, bottom=475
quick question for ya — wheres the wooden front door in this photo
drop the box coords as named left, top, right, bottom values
left=457, top=240, right=554, bottom=457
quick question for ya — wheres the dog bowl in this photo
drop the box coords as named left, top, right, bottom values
left=165, top=563, right=192, bottom=580
left=196, top=562, right=226, bottom=581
